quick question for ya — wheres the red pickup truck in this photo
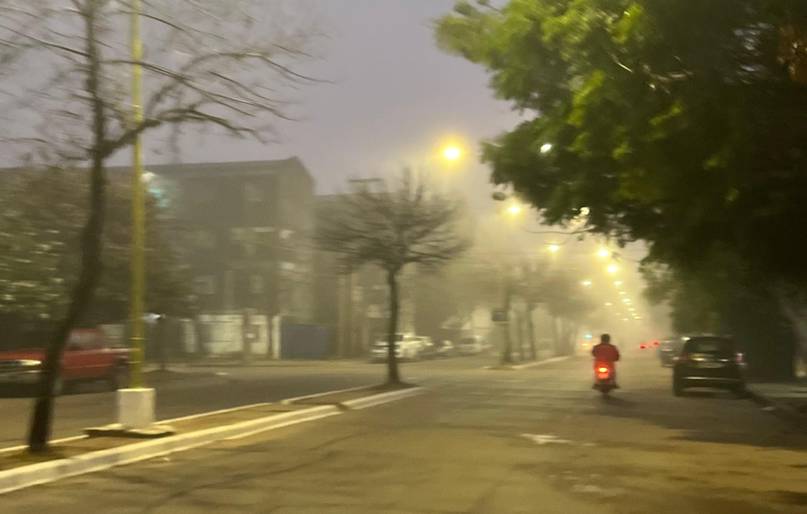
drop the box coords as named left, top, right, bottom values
left=0, top=328, right=130, bottom=394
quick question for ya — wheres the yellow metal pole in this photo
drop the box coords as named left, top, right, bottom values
left=129, top=0, right=146, bottom=388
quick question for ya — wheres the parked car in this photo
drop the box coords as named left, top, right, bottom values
left=415, top=336, right=438, bottom=359
left=658, top=337, right=684, bottom=367
left=0, top=328, right=130, bottom=394
left=369, top=333, right=421, bottom=362
left=457, top=336, right=483, bottom=356
left=436, top=340, right=457, bottom=358
left=672, top=335, right=746, bottom=396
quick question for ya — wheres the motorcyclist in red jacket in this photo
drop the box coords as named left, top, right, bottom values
left=592, top=333, right=620, bottom=387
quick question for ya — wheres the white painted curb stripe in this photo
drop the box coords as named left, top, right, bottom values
left=511, top=356, right=570, bottom=370
left=341, top=387, right=424, bottom=410
left=280, top=385, right=374, bottom=405
left=0, top=386, right=427, bottom=495
left=0, top=405, right=339, bottom=496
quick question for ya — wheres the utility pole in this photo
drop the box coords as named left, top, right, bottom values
left=129, top=0, right=146, bottom=388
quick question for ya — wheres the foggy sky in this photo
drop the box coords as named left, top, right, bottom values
left=158, top=0, right=519, bottom=197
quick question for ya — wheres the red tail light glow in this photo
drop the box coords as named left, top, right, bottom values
left=597, top=367, right=609, bottom=373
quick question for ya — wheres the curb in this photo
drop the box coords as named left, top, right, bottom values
left=0, top=385, right=426, bottom=495
left=0, top=405, right=339, bottom=495
left=341, top=387, right=424, bottom=410
left=280, top=385, right=374, bottom=405
left=747, top=389, right=807, bottom=428
left=511, top=356, right=570, bottom=370
left=483, top=356, right=570, bottom=371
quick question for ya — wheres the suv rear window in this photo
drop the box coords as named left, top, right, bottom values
left=684, top=337, right=734, bottom=356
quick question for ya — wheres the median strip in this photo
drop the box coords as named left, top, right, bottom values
left=483, top=355, right=570, bottom=371
left=0, top=383, right=425, bottom=495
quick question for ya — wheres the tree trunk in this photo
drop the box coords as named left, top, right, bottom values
left=526, top=303, right=537, bottom=361
left=774, top=286, right=806, bottom=378
left=513, top=309, right=522, bottom=362
left=500, top=279, right=513, bottom=365
left=385, top=269, right=401, bottom=384
left=551, top=316, right=560, bottom=356
left=28, top=3, right=107, bottom=453
left=158, top=317, right=168, bottom=371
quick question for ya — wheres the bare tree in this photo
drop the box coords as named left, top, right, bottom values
left=0, top=0, right=314, bottom=452
left=316, top=174, right=470, bottom=384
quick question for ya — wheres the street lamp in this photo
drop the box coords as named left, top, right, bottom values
left=441, top=144, right=462, bottom=162
left=540, top=142, right=553, bottom=154
left=596, top=247, right=610, bottom=259
left=581, top=279, right=593, bottom=287
left=606, top=263, right=619, bottom=275
left=506, top=202, right=524, bottom=217
left=547, top=243, right=561, bottom=254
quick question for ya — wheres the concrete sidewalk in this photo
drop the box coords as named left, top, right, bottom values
left=748, top=379, right=807, bottom=425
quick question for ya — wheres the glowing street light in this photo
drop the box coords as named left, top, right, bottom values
left=506, top=202, right=524, bottom=217
left=442, top=145, right=462, bottom=162
left=596, top=247, right=611, bottom=259
left=547, top=243, right=561, bottom=254
left=606, top=263, right=619, bottom=274
left=540, top=142, right=553, bottom=154
left=581, top=279, right=593, bottom=287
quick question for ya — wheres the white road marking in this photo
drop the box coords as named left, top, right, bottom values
left=521, top=433, right=573, bottom=445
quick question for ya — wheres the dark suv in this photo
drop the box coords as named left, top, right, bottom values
left=658, top=337, right=684, bottom=367
left=672, top=336, right=746, bottom=396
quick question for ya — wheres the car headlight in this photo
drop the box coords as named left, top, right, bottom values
left=18, top=359, right=42, bottom=368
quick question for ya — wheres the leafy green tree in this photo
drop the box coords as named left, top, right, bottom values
left=437, top=0, right=807, bottom=377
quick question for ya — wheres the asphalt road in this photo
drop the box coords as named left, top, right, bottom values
left=0, top=355, right=486, bottom=448
left=3, top=351, right=807, bottom=513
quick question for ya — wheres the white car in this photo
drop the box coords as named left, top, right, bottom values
left=457, top=336, right=484, bottom=356
left=370, top=333, right=421, bottom=362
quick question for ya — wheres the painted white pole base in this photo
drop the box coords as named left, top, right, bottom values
left=117, top=388, right=156, bottom=429
left=84, top=388, right=173, bottom=438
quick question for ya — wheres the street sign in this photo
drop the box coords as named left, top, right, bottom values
left=492, top=309, right=508, bottom=323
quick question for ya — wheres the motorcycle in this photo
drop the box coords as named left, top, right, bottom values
left=593, top=363, right=617, bottom=395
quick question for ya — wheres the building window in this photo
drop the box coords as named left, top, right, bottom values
left=249, top=275, right=264, bottom=294
left=193, top=276, right=216, bottom=295
left=244, top=182, right=263, bottom=202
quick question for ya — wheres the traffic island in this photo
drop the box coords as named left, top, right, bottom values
left=0, top=384, right=424, bottom=495
left=484, top=356, right=571, bottom=371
